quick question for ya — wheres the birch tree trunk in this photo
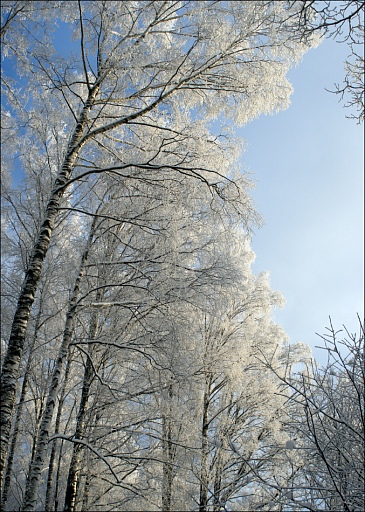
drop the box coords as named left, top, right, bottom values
left=1, top=307, right=42, bottom=509
left=162, top=384, right=175, bottom=512
left=22, top=218, right=97, bottom=511
left=212, top=451, right=223, bottom=511
left=28, top=396, right=46, bottom=476
left=63, top=356, right=94, bottom=512
left=0, top=84, right=100, bottom=489
left=45, top=349, right=73, bottom=512
left=63, top=301, right=101, bottom=512
left=199, top=376, right=212, bottom=512
left=81, top=468, right=90, bottom=512
left=161, top=420, right=174, bottom=512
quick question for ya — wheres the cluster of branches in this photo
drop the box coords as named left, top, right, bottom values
left=262, top=316, right=364, bottom=511
left=291, top=0, right=365, bottom=122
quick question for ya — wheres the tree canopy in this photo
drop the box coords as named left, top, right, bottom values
left=1, top=2, right=363, bottom=511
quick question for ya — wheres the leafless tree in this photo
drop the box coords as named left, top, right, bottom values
left=291, top=0, right=365, bottom=122
left=267, top=316, right=364, bottom=511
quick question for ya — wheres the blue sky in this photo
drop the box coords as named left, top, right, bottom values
left=240, top=36, right=364, bottom=361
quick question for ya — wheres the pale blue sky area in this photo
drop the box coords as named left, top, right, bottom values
left=240, top=36, right=364, bottom=361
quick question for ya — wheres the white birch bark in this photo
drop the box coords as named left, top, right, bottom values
left=44, top=349, right=73, bottom=512
left=63, top=301, right=100, bottom=512
left=1, top=306, right=42, bottom=509
left=161, top=384, right=176, bottom=512
left=0, top=83, right=101, bottom=488
left=22, top=218, right=97, bottom=511
left=199, top=375, right=212, bottom=512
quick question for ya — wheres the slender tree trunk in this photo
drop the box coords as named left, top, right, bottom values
left=45, top=349, right=72, bottom=512
left=162, top=419, right=174, bottom=512
left=79, top=409, right=104, bottom=512
left=54, top=435, right=67, bottom=512
left=28, top=396, right=46, bottom=472
left=162, top=384, right=175, bottom=512
left=65, top=386, right=94, bottom=512
left=0, top=84, right=101, bottom=489
left=63, top=303, right=100, bottom=512
left=212, top=450, right=223, bottom=511
left=53, top=441, right=64, bottom=512
left=199, top=376, right=211, bottom=512
left=1, top=307, right=42, bottom=509
left=22, top=219, right=97, bottom=511
left=81, top=467, right=90, bottom=511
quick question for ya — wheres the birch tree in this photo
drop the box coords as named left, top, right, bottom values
left=1, top=154, right=84, bottom=510
left=193, top=273, right=292, bottom=511
left=0, top=1, right=320, bottom=492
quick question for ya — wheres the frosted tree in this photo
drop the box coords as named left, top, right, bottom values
left=1, top=150, right=85, bottom=510
left=22, top=166, right=248, bottom=510
left=104, top=223, right=301, bottom=511
left=192, top=269, right=293, bottom=511
left=265, top=317, right=364, bottom=511
left=0, top=1, right=320, bottom=494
